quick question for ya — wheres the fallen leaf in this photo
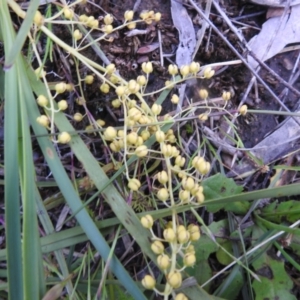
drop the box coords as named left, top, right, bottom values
left=247, top=4, right=300, bottom=68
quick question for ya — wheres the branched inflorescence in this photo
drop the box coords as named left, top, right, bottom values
left=11, top=1, right=250, bottom=298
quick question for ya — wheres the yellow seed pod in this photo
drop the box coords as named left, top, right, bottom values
left=165, top=221, right=173, bottom=229
left=239, top=104, right=248, bottom=116
left=135, top=145, right=148, bottom=157
left=185, top=245, right=195, bottom=254
left=179, top=190, right=190, bottom=203
left=154, top=12, right=161, bottom=22
left=137, top=75, right=147, bottom=86
left=135, top=136, right=143, bottom=147
left=171, top=146, right=180, bottom=157
left=177, top=228, right=190, bottom=244
left=140, top=130, right=150, bottom=141
left=36, top=115, right=49, bottom=128
left=109, top=140, right=120, bottom=152
left=126, top=119, right=135, bottom=127
left=199, top=113, right=209, bottom=122
left=86, top=16, right=95, bottom=26
left=168, top=64, right=178, bottom=75
left=151, top=103, right=162, bottom=115
left=189, top=61, right=200, bottom=74
left=182, top=177, right=195, bottom=191
left=73, top=113, right=83, bottom=122
left=157, top=170, right=168, bottom=184
left=109, top=75, right=120, bottom=84
left=140, top=214, right=154, bottom=229
left=142, top=62, right=153, bottom=74
left=104, top=14, right=113, bottom=25
left=84, top=75, right=94, bottom=85
left=203, top=66, right=215, bottom=79
left=197, top=161, right=210, bottom=175
left=127, top=22, right=136, bottom=30
left=57, top=100, right=68, bottom=111
left=155, top=131, right=165, bottom=143
left=127, top=79, right=140, bottom=94
left=58, top=132, right=71, bottom=144
left=89, top=20, right=99, bottom=29
left=115, top=86, right=126, bottom=97
left=106, top=63, right=116, bottom=74
left=65, top=83, right=74, bottom=92
left=188, top=224, right=201, bottom=241
left=103, top=126, right=117, bottom=141
left=151, top=240, right=164, bottom=254
left=55, top=82, right=67, bottom=94
left=199, top=89, right=208, bottom=99
left=128, top=107, right=141, bottom=121
left=191, top=185, right=203, bottom=196
left=127, top=99, right=137, bottom=109
left=137, top=115, right=149, bottom=125
left=180, top=65, right=190, bottom=77
left=167, top=134, right=176, bottom=144
left=192, top=156, right=203, bottom=168
left=175, top=155, right=185, bottom=167
left=195, top=191, right=205, bottom=204
left=157, top=254, right=170, bottom=270
left=161, top=144, right=172, bottom=157
left=111, top=99, right=121, bottom=108
left=127, top=132, right=138, bottom=145
left=165, top=80, right=175, bottom=89
left=34, top=67, right=46, bottom=78
left=63, top=7, right=74, bottom=20
left=33, top=11, right=44, bottom=26
left=140, top=10, right=149, bottom=20
left=110, top=141, right=120, bottom=152
left=79, top=14, right=88, bottom=22
left=73, top=29, right=83, bottom=41
left=163, top=228, right=176, bottom=242
left=222, top=91, right=231, bottom=101
left=95, top=119, right=105, bottom=127
left=183, top=253, right=196, bottom=267
left=141, top=275, right=156, bottom=290
left=37, top=95, right=48, bottom=107
left=117, top=130, right=125, bottom=138
left=100, top=83, right=110, bottom=93
left=177, top=225, right=186, bottom=233
left=167, top=271, right=182, bottom=289
left=124, top=10, right=134, bottom=21
left=171, top=94, right=179, bottom=104
left=157, top=188, right=169, bottom=202
left=118, top=139, right=124, bottom=150
left=175, top=293, right=188, bottom=300
left=128, top=178, right=141, bottom=191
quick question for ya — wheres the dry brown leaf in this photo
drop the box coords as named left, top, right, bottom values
left=171, top=0, right=196, bottom=67
left=247, top=4, right=300, bottom=68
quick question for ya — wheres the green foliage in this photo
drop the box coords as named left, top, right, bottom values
left=203, top=173, right=248, bottom=213
left=261, top=200, right=300, bottom=223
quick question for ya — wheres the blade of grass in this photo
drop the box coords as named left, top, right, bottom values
left=5, top=0, right=40, bottom=69
left=35, top=187, right=74, bottom=295
left=18, top=66, right=44, bottom=299
left=25, top=77, right=147, bottom=299
left=0, top=3, right=23, bottom=299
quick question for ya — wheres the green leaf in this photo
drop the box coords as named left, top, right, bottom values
left=203, top=173, right=246, bottom=213
left=261, top=200, right=300, bottom=223
left=252, top=257, right=296, bottom=300
left=251, top=225, right=296, bottom=300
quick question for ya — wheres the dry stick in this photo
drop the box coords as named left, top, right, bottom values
left=192, top=0, right=212, bottom=59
